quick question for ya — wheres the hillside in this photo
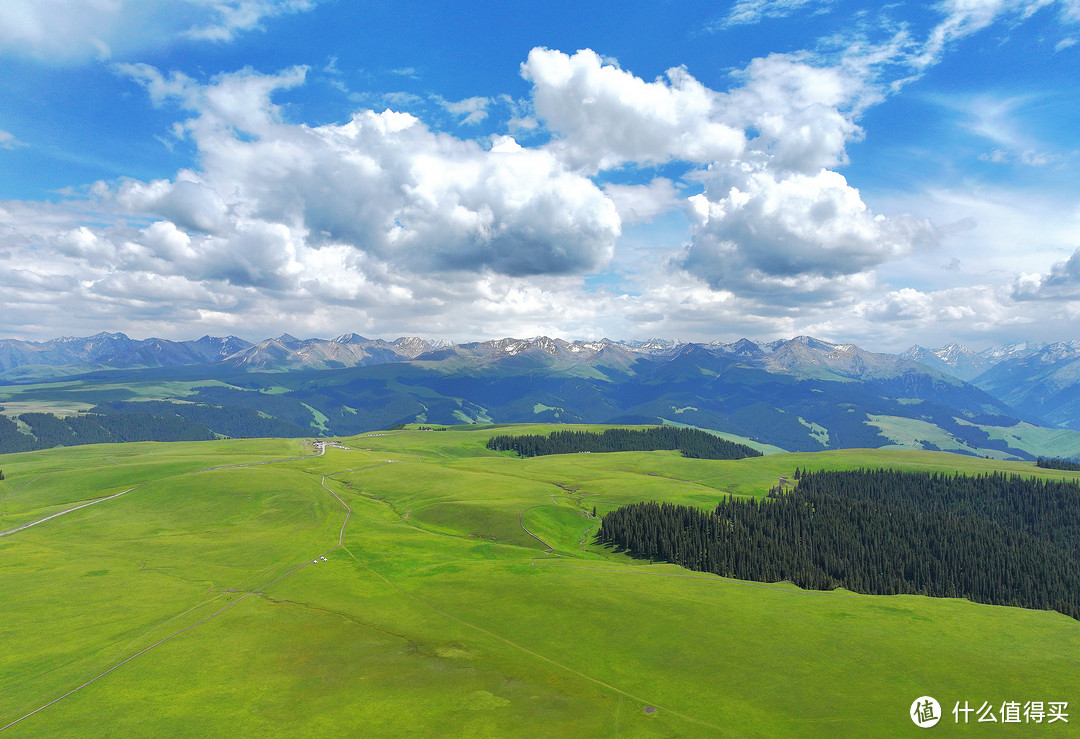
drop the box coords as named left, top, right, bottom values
left=1, top=428, right=1077, bottom=736
left=972, top=343, right=1080, bottom=431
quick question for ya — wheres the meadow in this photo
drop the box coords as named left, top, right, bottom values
left=1, top=424, right=1078, bottom=737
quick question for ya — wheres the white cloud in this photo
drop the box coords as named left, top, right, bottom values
left=603, top=179, right=682, bottom=225
left=914, top=0, right=1014, bottom=70
left=838, top=281, right=1080, bottom=348
left=0, top=0, right=315, bottom=64
left=979, top=149, right=1010, bottom=163
left=182, top=0, right=315, bottom=42
left=978, top=148, right=1059, bottom=166
left=521, top=47, right=746, bottom=172
left=6, top=65, right=621, bottom=319
left=115, top=176, right=231, bottom=233
left=723, top=52, right=871, bottom=173
left=719, top=0, right=834, bottom=28
left=1012, top=248, right=1080, bottom=300
left=678, top=168, right=937, bottom=299
left=516, top=43, right=934, bottom=307
left=6, top=6, right=1080, bottom=350
left=0, top=58, right=636, bottom=342
left=0, top=129, right=23, bottom=149
left=439, top=96, right=490, bottom=125
left=936, top=92, right=1065, bottom=166
left=910, top=0, right=1080, bottom=71
left=869, top=184, right=1080, bottom=296
left=523, top=45, right=882, bottom=178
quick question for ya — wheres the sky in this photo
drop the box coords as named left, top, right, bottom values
left=1, top=0, right=1079, bottom=352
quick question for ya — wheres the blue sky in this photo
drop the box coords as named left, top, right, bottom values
left=1, top=0, right=1079, bottom=351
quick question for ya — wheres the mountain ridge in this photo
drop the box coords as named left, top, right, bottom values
left=3, top=330, right=1079, bottom=459
left=3, top=331, right=1080, bottom=434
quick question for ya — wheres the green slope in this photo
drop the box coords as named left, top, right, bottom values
left=1, top=427, right=1077, bottom=737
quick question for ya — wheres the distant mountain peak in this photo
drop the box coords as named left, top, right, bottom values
left=392, top=336, right=436, bottom=358
left=335, top=333, right=371, bottom=344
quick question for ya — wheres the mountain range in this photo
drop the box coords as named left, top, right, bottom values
left=2, top=331, right=1080, bottom=459
left=901, top=340, right=1080, bottom=430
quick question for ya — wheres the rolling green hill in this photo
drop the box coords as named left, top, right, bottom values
left=1, top=426, right=1077, bottom=736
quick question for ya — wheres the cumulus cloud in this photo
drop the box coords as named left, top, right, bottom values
left=3, top=268, right=79, bottom=293
left=836, top=282, right=1067, bottom=348
left=522, top=47, right=746, bottom=172
left=1012, top=248, right=1080, bottom=300
left=7, top=9, right=1078, bottom=347
left=723, top=52, right=871, bottom=173
left=0, top=0, right=315, bottom=64
left=516, top=43, right=938, bottom=305
left=678, top=168, right=936, bottom=298
left=0, top=56, right=638, bottom=343
left=0, top=197, right=619, bottom=342
left=115, top=176, right=230, bottom=233
left=523, top=46, right=878, bottom=176
left=23, top=64, right=621, bottom=309
left=5, top=41, right=946, bottom=337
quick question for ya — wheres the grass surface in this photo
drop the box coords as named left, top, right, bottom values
left=1, top=425, right=1078, bottom=737
left=971, top=419, right=1080, bottom=459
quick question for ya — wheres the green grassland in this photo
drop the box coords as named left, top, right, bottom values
left=0, top=378, right=245, bottom=414
left=968, top=419, right=1080, bottom=460
left=1, top=425, right=1078, bottom=737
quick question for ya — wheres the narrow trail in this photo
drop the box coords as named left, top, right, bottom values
left=0, top=442, right=326, bottom=541
left=0, top=445, right=361, bottom=734
left=0, top=555, right=319, bottom=734
left=196, top=440, right=326, bottom=472
left=4, top=437, right=842, bottom=734
left=343, top=543, right=728, bottom=734
left=0, top=487, right=140, bottom=538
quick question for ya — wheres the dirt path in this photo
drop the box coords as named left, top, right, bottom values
left=196, top=440, right=325, bottom=472
left=0, top=445, right=358, bottom=734
left=0, top=487, right=140, bottom=538
left=0, top=441, right=328, bottom=541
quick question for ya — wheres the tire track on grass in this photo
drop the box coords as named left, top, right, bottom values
left=0, top=487, right=141, bottom=538
left=340, top=545, right=727, bottom=734
left=0, top=449, right=376, bottom=734
left=1, top=441, right=327, bottom=541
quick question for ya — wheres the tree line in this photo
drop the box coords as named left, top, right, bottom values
left=486, top=426, right=762, bottom=460
left=0, top=399, right=319, bottom=454
left=0, top=411, right=216, bottom=453
left=597, top=468, right=1080, bottom=620
left=1036, top=456, right=1080, bottom=472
